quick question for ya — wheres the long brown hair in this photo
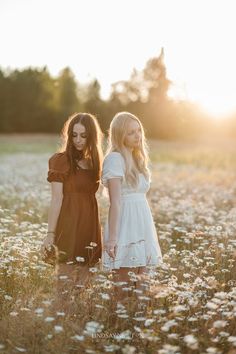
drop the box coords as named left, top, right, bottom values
left=60, top=112, right=103, bottom=182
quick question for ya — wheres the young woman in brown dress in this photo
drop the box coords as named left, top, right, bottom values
left=41, top=112, right=103, bottom=295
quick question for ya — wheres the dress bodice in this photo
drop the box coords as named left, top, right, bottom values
left=47, top=152, right=99, bottom=194
left=121, top=173, right=150, bottom=195
left=101, top=151, right=150, bottom=196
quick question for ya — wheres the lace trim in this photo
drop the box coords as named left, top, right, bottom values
left=118, top=239, right=145, bottom=248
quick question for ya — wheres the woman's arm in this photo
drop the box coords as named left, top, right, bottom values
left=105, top=178, right=122, bottom=259
left=41, top=182, right=63, bottom=252
left=47, top=182, right=63, bottom=233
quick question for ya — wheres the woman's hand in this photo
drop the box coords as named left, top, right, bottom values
left=105, top=239, right=117, bottom=259
left=41, top=233, right=55, bottom=256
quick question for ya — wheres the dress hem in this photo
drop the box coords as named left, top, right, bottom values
left=102, top=261, right=162, bottom=271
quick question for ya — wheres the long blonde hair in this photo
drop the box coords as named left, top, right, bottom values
left=106, top=112, right=150, bottom=187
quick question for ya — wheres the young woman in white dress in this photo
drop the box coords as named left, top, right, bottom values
left=101, top=111, right=163, bottom=296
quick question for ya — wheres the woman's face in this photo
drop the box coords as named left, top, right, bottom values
left=72, top=123, right=87, bottom=152
left=124, top=119, right=141, bottom=150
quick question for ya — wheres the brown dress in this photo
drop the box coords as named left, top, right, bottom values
left=47, top=152, right=102, bottom=267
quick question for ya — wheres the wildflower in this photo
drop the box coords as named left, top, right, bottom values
left=100, top=293, right=110, bottom=300
left=219, top=331, right=229, bottom=337
left=128, top=271, right=136, bottom=277
left=104, top=344, right=120, bottom=352
left=122, top=287, right=133, bottom=292
left=161, top=320, right=178, bottom=332
left=228, top=336, right=236, bottom=343
left=193, top=277, right=205, bottom=286
left=84, top=321, right=104, bottom=335
left=95, top=304, right=105, bottom=309
left=56, top=312, right=65, bottom=316
left=15, top=348, right=27, bottom=352
left=45, top=317, right=55, bottom=322
left=188, top=298, right=199, bottom=307
left=35, top=308, right=44, bottom=314
left=188, top=316, right=198, bottom=322
left=183, top=273, right=192, bottom=279
left=20, top=307, right=30, bottom=312
left=4, top=295, right=12, bottom=301
left=144, top=319, right=155, bottom=327
left=133, top=317, right=146, bottom=321
left=138, top=296, right=150, bottom=301
left=167, top=333, right=179, bottom=339
left=59, top=275, right=68, bottom=280
left=214, top=292, right=228, bottom=300
left=206, top=302, right=218, bottom=310
left=206, top=347, right=222, bottom=353
left=71, top=335, right=85, bottom=341
left=153, top=309, right=166, bottom=315
left=54, top=325, right=63, bottom=333
left=158, top=344, right=180, bottom=354
left=184, top=334, right=198, bottom=350
left=121, top=344, right=136, bottom=353
left=172, top=305, right=188, bottom=313
left=42, top=300, right=52, bottom=306
left=213, top=320, right=228, bottom=328
left=118, top=314, right=129, bottom=319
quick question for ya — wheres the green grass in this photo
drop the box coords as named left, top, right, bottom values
left=149, top=138, right=236, bottom=169
left=1, top=134, right=236, bottom=170
left=0, top=134, right=60, bottom=154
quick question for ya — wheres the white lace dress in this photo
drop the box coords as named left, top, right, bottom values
left=101, top=151, right=163, bottom=271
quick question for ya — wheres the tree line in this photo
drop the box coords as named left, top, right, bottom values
left=0, top=49, right=235, bottom=139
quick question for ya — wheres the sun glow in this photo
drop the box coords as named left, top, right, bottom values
left=1, top=0, right=236, bottom=120
left=168, top=81, right=236, bottom=119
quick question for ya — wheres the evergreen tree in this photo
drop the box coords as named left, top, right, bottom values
left=55, top=67, right=81, bottom=129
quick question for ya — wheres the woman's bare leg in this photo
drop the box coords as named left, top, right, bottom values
left=56, top=263, right=77, bottom=290
left=112, top=267, right=135, bottom=301
left=74, top=265, right=90, bottom=288
left=134, top=266, right=148, bottom=292
left=53, top=263, right=78, bottom=311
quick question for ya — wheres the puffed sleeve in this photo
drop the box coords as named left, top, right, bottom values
left=47, top=152, right=70, bottom=183
left=101, top=152, right=125, bottom=188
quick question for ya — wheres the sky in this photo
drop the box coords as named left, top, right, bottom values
left=1, top=0, right=236, bottom=118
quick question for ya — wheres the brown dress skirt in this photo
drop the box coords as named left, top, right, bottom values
left=47, top=152, right=102, bottom=267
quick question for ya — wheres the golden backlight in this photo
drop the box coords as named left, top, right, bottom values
left=1, top=0, right=236, bottom=120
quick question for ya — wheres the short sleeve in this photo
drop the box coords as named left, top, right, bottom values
left=101, top=152, right=125, bottom=188
left=47, top=152, right=70, bottom=183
